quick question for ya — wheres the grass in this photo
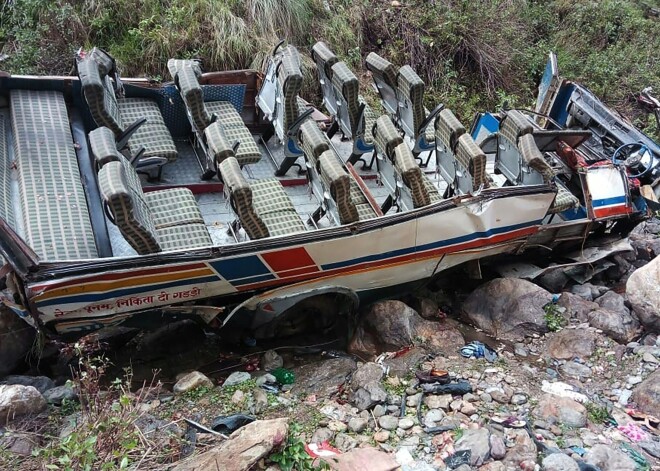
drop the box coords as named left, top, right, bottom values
left=544, top=303, right=568, bottom=332
left=1, top=0, right=659, bottom=138
left=585, top=402, right=611, bottom=425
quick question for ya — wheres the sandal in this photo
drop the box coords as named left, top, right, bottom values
left=415, top=369, right=450, bottom=384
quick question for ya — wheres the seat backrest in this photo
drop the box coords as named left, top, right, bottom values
left=98, top=161, right=161, bottom=254
left=177, top=65, right=212, bottom=132
left=311, top=41, right=339, bottom=111
left=218, top=156, right=269, bottom=239
left=319, top=149, right=359, bottom=224
left=167, top=59, right=202, bottom=81
left=518, top=133, right=555, bottom=183
left=393, top=143, right=430, bottom=208
left=499, top=109, right=533, bottom=146
left=435, top=108, right=465, bottom=151
left=456, top=133, right=488, bottom=190
left=365, top=52, right=398, bottom=116
left=78, top=57, right=123, bottom=136
left=278, top=46, right=304, bottom=134
left=299, top=120, right=330, bottom=170
left=89, top=126, right=143, bottom=189
left=331, top=62, right=361, bottom=136
left=397, top=65, right=425, bottom=138
left=204, top=122, right=234, bottom=165
left=373, top=115, right=403, bottom=160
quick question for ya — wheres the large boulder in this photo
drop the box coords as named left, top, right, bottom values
left=0, top=307, right=35, bottom=376
left=587, top=308, right=641, bottom=343
left=172, top=418, right=288, bottom=471
left=546, top=328, right=597, bottom=360
left=583, top=444, right=637, bottom=471
left=291, top=357, right=356, bottom=398
left=461, top=278, right=553, bottom=340
left=0, top=384, right=47, bottom=422
left=1, top=375, right=55, bottom=394
left=557, top=292, right=599, bottom=322
left=348, top=300, right=463, bottom=357
left=533, top=394, right=587, bottom=428
left=627, top=256, right=660, bottom=332
left=631, top=369, right=659, bottom=417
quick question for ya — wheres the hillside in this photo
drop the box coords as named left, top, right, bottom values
left=1, top=0, right=658, bottom=138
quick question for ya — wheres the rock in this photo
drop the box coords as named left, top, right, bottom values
left=43, top=385, right=77, bottom=405
left=372, top=404, right=387, bottom=417
left=348, top=417, right=368, bottom=433
left=291, top=357, right=356, bottom=397
left=251, top=388, right=268, bottom=414
left=479, top=462, right=506, bottom=471
left=406, top=393, right=422, bottom=407
left=570, top=284, right=593, bottom=301
left=417, top=297, right=443, bottom=320
left=348, top=300, right=464, bottom=357
left=135, top=413, right=183, bottom=439
left=461, top=278, right=553, bottom=340
left=378, top=415, right=399, bottom=431
left=424, top=409, right=445, bottom=425
left=352, top=381, right=387, bottom=411
left=460, top=402, right=477, bottom=415
left=348, top=300, right=422, bottom=357
left=595, top=291, right=629, bottom=313
left=328, top=420, right=347, bottom=433
left=560, top=361, right=592, bottom=379
left=489, top=434, right=506, bottom=460
left=311, top=427, right=334, bottom=443
left=583, top=444, right=637, bottom=471
left=503, top=429, right=536, bottom=467
left=135, top=319, right=205, bottom=360
left=255, top=373, right=276, bottom=387
left=0, top=431, right=40, bottom=455
left=533, top=394, right=587, bottom=428
left=1, top=375, right=55, bottom=394
left=514, top=343, right=528, bottom=357
left=455, top=428, right=490, bottom=466
left=424, top=394, right=451, bottom=410
left=223, top=371, right=251, bottom=387
left=557, top=292, right=599, bottom=322
left=631, top=369, right=659, bottom=417
left=231, top=390, right=245, bottom=404
left=538, top=269, right=570, bottom=292
left=626, top=255, right=660, bottom=332
left=643, top=351, right=660, bottom=363
left=350, top=362, right=384, bottom=390
left=398, top=417, right=414, bottom=430
left=510, top=394, right=527, bottom=405
left=541, top=453, right=579, bottom=471
left=0, top=307, right=35, bottom=376
left=382, top=347, right=427, bottom=378
left=172, top=418, right=288, bottom=471
left=374, top=430, right=390, bottom=442
left=335, top=432, right=358, bottom=452
left=173, top=371, right=213, bottom=393
left=546, top=328, right=597, bottom=359
left=261, top=350, right=283, bottom=371
left=587, top=308, right=641, bottom=343
left=0, top=385, right=47, bottom=422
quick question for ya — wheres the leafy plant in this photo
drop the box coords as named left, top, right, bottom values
left=270, top=422, right=320, bottom=471
left=544, top=303, right=567, bottom=332
left=585, top=402, right=610, bottom=424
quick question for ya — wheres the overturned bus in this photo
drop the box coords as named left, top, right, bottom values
left=0, top=46, right=657, bottom=342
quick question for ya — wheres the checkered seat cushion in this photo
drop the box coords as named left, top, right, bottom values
left=435, top=109, right=465, bottom=151
left=518, top=133, right=579, bottom=214
left=98, top=161, right=211, bottom=254
left=279, top=46, right=304, bottom=134
left=167, top=59, right=202, bottom=81
left=219, top=157, right=305, bottom=239
left=456, top=133, right=488, bottom=190
left=299, top=120, right=330, bottom=170
left=78, top=57, right=178, bottom=162
left=373, top=115, right=403, bottom=159
left=397, top=65, right=425, bottom=138
left=349, top=180, right=378, bottom=221
left=204, top=122, right=234, bottom=165
left=205, top=102, right=261, bottom=165
left=10, top=89, right=98, bottom=260
left=393, top=143, right=430, bottom=208
left=500, top=109, right=534, bottom=147
left=366, top=52, right=398, bottom=116
left=0, top=116, right=14, bottom=229
left=319, top=150, right=358, bottom=224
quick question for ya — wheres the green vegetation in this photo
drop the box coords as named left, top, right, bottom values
left=544, top=303, right=568, bottom=332
left=1, top=0, right=658, bottom=138
left=270, top=422, right=327, bottom=471
left=585, top=402, right=611, bottom=424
